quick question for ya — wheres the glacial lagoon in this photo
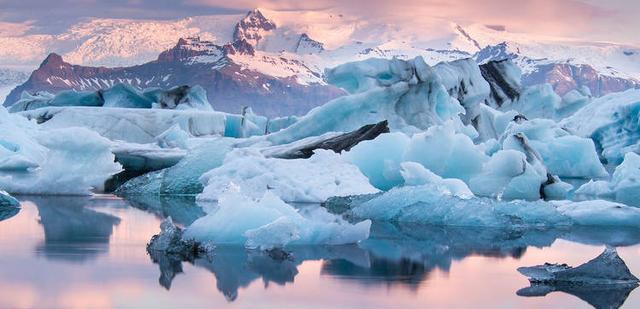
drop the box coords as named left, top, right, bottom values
left=1, top=195, right=639, bottom=309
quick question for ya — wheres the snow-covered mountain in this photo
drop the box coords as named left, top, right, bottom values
left=3, top=8, right=639, bottom=114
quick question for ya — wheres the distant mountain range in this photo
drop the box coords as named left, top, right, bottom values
left=2, top=9, right=639, bottom=115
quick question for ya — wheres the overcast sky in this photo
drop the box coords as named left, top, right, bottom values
left=0, top=0, right=638, bottom=46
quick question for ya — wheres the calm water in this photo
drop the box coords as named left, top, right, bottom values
left=1, top=195, right=639, bottom=309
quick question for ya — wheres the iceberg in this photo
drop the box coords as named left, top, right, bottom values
left=517, top=247, right=639, bottom=309
left=184, top=187, right=371, bottom=249
left=116, top=137, right=236, bottom=195
left=561, top=89, right=640, bottom=165
left=198, top=149, right=379, bottom=203
left=500, top=118, right=607, bottom=178
left=268, top=56, right=466, bottom=145
left=10, top=83, right=213, bottom=112
left=433, top=58, right=490, bottom=123
left=147, top=217, right=213, bottom=259
left=575, top=152, right=640, bottom=207
left=0, top=107, right=122, bottom=195
left=517, top=247, right=638, bottom=285
left=330, top=183, right=640, bottom=228
left=0, top=190, right=20, bottom=221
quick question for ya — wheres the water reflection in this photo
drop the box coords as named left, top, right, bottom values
left=28, top=196, right=121, bottom=263
left=146, top=216, right=640, bottom=308
left=1, top=196, right=639, bottom=308
left=124, top=195, right=205, bottom=226
left=518, top=283, right=637, bottom=309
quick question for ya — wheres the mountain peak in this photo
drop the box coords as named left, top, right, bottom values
left=233, top=9, right=277, bottom=50
left=40, top=53, right=65, bottom=68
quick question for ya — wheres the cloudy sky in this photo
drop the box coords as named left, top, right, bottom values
left=0, top=0, right=638, bottom=46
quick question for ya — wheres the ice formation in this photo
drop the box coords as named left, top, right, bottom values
left=10, top=84, right=213, bottom=112
left=517, top=247, right=639, bottom=285
left=575, top=152, right=640, bottom=207
left=267, top=56, right=468, bottom=145
left=0, top=190, right=20, bottom=221
left=198, top=149, right=379, bottom=203
left=184, top=187, right=371, bottom=249
left=562, top=89, right=640, bottom=164
left=147, top=217, right=212, bottom=259
left=0, top=107, right=121, bottom=195
left=332, top=184, right=640, bottom=228
left=0, top=190, right=18, bottom=207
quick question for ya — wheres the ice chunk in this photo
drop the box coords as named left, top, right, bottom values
left=342, top=132, right=410, bottom=190
left=184, top=188, right=371, bottom=249
left=433, top=58, right=490, bottom=123
left=0, top=190, right=20, bottom=222
left=0, top=107, right=122, bottom=195
left=479, top=59, right=522, bottom=109
left=574, top=152, right=640, bottom=207
left=509, top=84, right=561, bottom=120
left=0, top=190, right=18, bottom=207
left=269, top=57, right=465, bottom=145
left=10, top=83, right=213, bottom=112
left=610, top=152, right=640, bottom=206
left=400, top=162, right=473, bottom=199
left=340, top=184, right=640, bottom=228
left=19, top=107, right=230, bottom=143
left=117, top=137, right=235, bottom=196
left=561, top=89, right=640, bottom=165
left=198, top=149, right=379, bottom=203
left=469, top=150, right=546, bottom=201
left=147, top=217, right=212, bottom=259
left=501, top=118, right=607, bottom=178
left=517, top=247, right=639, bottom=285
left=404, top=121, right=488, bottom=183
left=155, top=124, right=192, bottom=149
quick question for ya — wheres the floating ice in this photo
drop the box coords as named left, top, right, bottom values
left=184, top=187, right=371, bottom=249
left=561, top=89, right=640, bottom=165
left=268, top=56, right=466, bottom=145
left=399, top=162, right=474, bottom=199
left=0, top=107, right=122, bottom=195
left=117, top=137, right=236, bottom=196
left=336, top=184, right=640, bottom=228
left=10, top=83, right=213, bottom=112
left=198, top=149, right=379, bottom=203
left=0, top=190, right=18, bottom=207
left=517, top=247, right=639, bottom=285
left=500, top=118, right=607, bottom=178
left=147, top=217, right=212, bottom=259
left=576, top=152, right=640, bottom=207
left=0, top=190, right=20, bottom=221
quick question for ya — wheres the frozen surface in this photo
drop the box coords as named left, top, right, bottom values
left=0, top=107, right=121, bottom=195
left=185, top=187, right=371, bottom=249
left=198, top=149, right=379, bottom=203
left=399, top=162, right=473, bottom=199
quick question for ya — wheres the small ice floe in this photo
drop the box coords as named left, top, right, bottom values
left=0, top=190, right=20, bottom=222
left=517, top=247, right=639, bottom=308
